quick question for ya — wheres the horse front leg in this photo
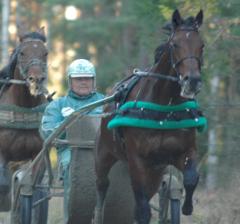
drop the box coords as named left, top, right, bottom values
left=94, top=151, right=116, bottom=224
left=128, top=154, right=162, bottom=224
left=133, top=187, right=151, bottom=224
left=180, top=152, right=199, bottom=216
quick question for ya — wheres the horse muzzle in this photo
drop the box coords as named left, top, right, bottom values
left=26, top=75, right=47, bottom=97
left=179, top=74, right=202, bottom=99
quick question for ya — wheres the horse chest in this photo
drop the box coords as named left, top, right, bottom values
left=129, top=129, right=193, bottom=155
left=0, top=129, right=42, bottom=160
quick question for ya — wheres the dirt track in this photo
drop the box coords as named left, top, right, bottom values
left=0, top=185, right=239, bottom=224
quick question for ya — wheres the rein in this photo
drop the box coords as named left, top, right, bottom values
left=0, top=78, right=27, bottom=99
left=0, top=78, right=27, bottom=85
left=0, top=77, right=50, bottom=98
left=133, top=68, right=179, bottom=82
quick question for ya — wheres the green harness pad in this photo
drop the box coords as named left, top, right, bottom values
left=108, top=101, right=207, bottom=132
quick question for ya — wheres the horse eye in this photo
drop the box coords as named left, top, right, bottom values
left=44, top=52, right=48, bottom=57
left=20, top=52, right=24, bottom=56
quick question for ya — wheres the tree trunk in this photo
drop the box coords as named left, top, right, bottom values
left=1, top=0, right=10, bottom=65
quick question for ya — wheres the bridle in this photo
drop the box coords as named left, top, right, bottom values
left=0, top=39, right=48, bottom=97
left=133, top=27, right=203, bottom=86
left=17, top=39, right=48, bottom=81
left=130, top=26, right=203, bottom=101
left=168, top=28, right=203, bottom=81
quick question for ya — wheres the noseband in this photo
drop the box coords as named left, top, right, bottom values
left=169, top=28, right=203, bottom=79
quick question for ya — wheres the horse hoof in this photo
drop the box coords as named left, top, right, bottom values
left=182, top=203, right=193, bottom=216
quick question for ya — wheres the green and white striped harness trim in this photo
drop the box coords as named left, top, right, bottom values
left=108, top=101, right=207, bottom=132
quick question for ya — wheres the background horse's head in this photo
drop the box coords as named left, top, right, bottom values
left=10, top=27, right=48, bottom=96
left=168, top=9, right=204, bottom=99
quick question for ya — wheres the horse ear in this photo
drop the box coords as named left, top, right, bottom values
left=195, top=9, right=203, bottom=28
left=172, top=9, right=183, bottom=29
left=17, top=21, right=28, bottom=42
left=37, top=26, right=46, bottom=37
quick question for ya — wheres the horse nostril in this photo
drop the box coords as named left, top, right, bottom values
left=39, top=77, right=45, bottom=83
left=183, top=75, right=189, bottom=81
left=190, top=76, right=202, bottom=91
left=27, top=76, right=34, bottom=82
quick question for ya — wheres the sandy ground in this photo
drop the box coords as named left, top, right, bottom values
left=0, top=180, right=239, bottom=224
left=0, top=196, right=64, bottom=224
left=0, top=188, right=216, bottom=224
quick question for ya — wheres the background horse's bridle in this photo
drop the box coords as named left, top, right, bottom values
left=0, top=39, right=49, bottom=98
left=17, top=39, right=48, bottom=81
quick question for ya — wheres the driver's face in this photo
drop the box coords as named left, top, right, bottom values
left=70, top=76, right=94, bottom=96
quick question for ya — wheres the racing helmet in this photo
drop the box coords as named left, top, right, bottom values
left=67, top=59, right=96, bottom=91
left=67, top=59, right=96, bottom=78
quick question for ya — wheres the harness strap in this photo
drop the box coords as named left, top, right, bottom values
left=0, top=110, right=42, bottom=122
left=108, top=101, right=207, bottom=132
left=0, top=111, right=43, bottom=129
left=133, top=68, right=179, bottom=82
left=0, top=103, right=47, bottom=129
left=0, top=78, right=27, bottom=85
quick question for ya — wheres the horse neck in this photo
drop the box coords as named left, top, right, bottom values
left=132, top=49, right=181, bottom=105
left=7, top=70, right=45, bottom=108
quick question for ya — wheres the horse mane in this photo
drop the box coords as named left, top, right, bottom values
left=0, top=32, right=46, bottom=81
left=154, top=43, right=168, bottom=64
left=20, top=32, right=46, bottom=43
left=154, top=16, right=198, bottom=63
left=0, top=48, right=19, bottom=80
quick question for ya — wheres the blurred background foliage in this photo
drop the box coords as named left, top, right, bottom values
left=0, top=0, right=240, bottom=190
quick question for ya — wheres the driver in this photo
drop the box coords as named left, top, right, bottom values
left=40, top=59, right=104, bottom=223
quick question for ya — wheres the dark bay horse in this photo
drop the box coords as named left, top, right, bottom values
left=94, top=9, right=204, bottom=224
left=0, top=27, right=48, bottom=194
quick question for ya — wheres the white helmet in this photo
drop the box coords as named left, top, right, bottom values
left=67, top=59, right=96, bottom=78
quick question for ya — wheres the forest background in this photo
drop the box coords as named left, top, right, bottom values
left=0, top=0, right=240, bottom=223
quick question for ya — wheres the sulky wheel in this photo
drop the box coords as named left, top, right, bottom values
left=68, top=149, right=96, bottom=224
left=10, top=168, right=49, bottom=224
left=103, top=160, right=135, bottom=224
left=170, top=199, right=180, bottom=224
left=68, top=148, right=135, bottom=224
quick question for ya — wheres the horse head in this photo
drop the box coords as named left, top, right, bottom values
left=168, top=9, right=204, bottom=99
left=15, top=26, right=48, bottom=96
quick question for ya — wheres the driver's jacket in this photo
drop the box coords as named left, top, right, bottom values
left=40, top=90, right=104, bottom=168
